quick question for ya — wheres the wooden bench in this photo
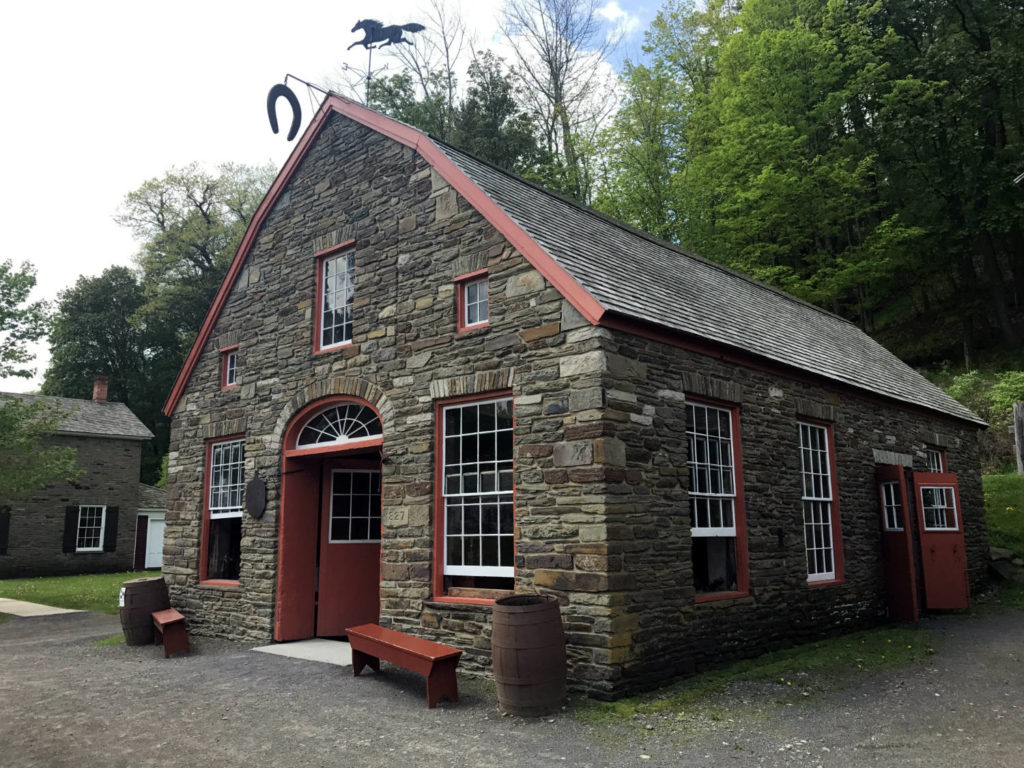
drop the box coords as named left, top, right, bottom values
left=152, top=608, right=190, bottom=658
left=346, top=623, right=462, bottom=708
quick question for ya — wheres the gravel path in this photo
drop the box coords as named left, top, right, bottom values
left=1, top=605, right=1021, bottom=768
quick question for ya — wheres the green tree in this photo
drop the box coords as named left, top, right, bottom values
left=41, top=267, right=169, bottom=484
left=0, top=260, right=48, bottom=380
left=0, top=395, right=81, bottom=500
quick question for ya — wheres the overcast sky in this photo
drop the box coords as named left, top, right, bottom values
left=0, top=0, right=655, bottom=392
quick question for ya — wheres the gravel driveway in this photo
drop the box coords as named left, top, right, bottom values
left=1, top=604, right=1021, bottom=768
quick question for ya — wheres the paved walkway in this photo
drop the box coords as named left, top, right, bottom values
left=0, top=597, right=81, bottom=617
left=1, top=604, right=1022, bottom=767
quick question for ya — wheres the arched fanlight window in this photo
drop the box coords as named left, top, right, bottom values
left=296, top=403, right=382, bottom=448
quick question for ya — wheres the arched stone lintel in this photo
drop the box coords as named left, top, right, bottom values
left=270, top=376, right=395, bottom=452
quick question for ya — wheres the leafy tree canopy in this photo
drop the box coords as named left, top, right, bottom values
left=0, top=395, right=81, bottom=501
left=0, top=260, right=48, bottom=380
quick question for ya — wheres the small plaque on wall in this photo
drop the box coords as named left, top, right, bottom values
left=246, top=477, right=267, bottom=519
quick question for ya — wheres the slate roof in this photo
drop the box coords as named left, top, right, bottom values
left=138, top=483, right=167, bottom=509
left=433, top=141, right=985, bottom=426
left=0, top=393, right=154, bottom=440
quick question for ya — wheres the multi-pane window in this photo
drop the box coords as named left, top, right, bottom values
left=320, top=252, right=355, bottom=349
left=686, top=402, right=739, bottom=593
left=799, top=422, right=837, bottom=582
left=296, top=403, right=382, bottom=448
left=442, top=398, right=514, bottom=580
left=328, top=470, right=381, bottom=542
left=223, top=350, right=237, bottom=388
left=462, top=277, right=489, bottom=328
left=206, top=439, right=244, bottom=581
left=925, top=447, right=945, bottom=473
left=921, top=486, right=958, bottom=530
left=880, top=482, right=903, bottom=531
left=76, top=506, right=106, bottom=552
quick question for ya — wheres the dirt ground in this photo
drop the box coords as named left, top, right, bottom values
left=1, top=604, right=1021, bottom=768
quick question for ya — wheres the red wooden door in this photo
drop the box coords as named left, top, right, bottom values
left=876, top=465, right=919, bottom=622
left=316, top=463, right=381, bottom=637
left=912, top=472, right=970, bottom=610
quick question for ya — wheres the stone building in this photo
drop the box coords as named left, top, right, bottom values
left=0, top=378, right=159, bottom=578
left=162, top=96, right=986, bottom=698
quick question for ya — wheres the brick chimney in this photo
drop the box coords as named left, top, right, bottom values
left=92, top=375, right=109, bottom=403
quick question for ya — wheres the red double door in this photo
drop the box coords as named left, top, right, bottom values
left=876, top=465, right=970, bottom=621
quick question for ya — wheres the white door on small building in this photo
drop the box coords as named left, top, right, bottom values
left=145, top=514, right=165, bottom=569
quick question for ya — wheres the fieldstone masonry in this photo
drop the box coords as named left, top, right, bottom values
left=164, top=112, right=987, bottom=699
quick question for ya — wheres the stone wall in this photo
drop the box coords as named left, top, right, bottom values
left=0, top=435, right=143, bottom=578
left=164, top=111, right=986, bottom=699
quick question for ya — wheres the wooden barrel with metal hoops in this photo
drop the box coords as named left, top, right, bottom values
left=119, top=577, right=170, bottom=646
left=491, top=594, right=566, bottom=716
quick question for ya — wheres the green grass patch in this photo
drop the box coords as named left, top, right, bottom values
left=994, top=581, right=1024, bottom=609
left=984, top=474, right=1024, bottom=559
left=0, top=570, right=160, bottom=615
left=91, top=633, right=126, bottom=647
left=576, top=625, right=933, bottom=726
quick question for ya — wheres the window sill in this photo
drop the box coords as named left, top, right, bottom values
left=695, top=590, right=749, bottom=604
left=456, top=322, right=490, bottom=335
left=426, top=595, right=501, bottom=608
left=313, top=341, right=355, bottom=357
left=220, top=384, right=238, bottom=391
left=198, top=580, right=242, bottom=591
left=807, top=577, right=844, bottom=588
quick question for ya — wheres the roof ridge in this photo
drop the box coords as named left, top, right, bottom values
left=429, top=137, right=857, bottom=328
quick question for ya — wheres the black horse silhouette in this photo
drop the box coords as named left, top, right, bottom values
left=348, top=19, right=425, bottom=49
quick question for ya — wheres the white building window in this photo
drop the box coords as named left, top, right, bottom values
left=76, top=506, right=106, bottom=552
left=799, top=422, right=837, bottom=582
left=296, top=403, right=382, bottom=449
left=462, top=277, right=489, bottom=328
left=921, top=486, right=958, bottom=530
left=925, top=447, right=945, bottom=473
left=686, top=402, right=742, bottom=593
left=320, top=251, right=355, bottom=349
left=206, top=438, right=244, bottom=581
left=442, top=397, right=514, bottom=580
left=881, top=481, right=903, bottom=531
left=328, top=470, right=382, bottom=542
left=223, top=350, right=237, bottom=387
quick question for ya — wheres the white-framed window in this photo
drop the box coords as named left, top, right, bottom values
left=296, top=403, right=382, bottom=449
left=880, top=481, right=903, bottom=531
left=205, top=438, right=244, bottom=581
left=921, top=486, right=959, bottom=530
left=76, top=505, right=106, bottom=552
left=799, top=422, right=837, bottom=582
left=441, top=397, right=514, bottom=578
left=462, top=276, right=489, bottom=328
left=686, top=402, right=742, bottom=593
left=320, top=251, right=355, bottom=349
left=223, top=350, right=237, bottom=387
left=925, top=447, right=945, bottom=473
left=328, top=470, right=381, bottom=542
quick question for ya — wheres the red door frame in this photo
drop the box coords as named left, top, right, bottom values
left=274, top=396, right=384, bottom=642
left=315, top=460, right=381, bottom=637
left=912, top=471, right=970, bottom=610
left=875, top=465, right=919, bottom=622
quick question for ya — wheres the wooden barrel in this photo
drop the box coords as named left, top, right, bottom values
left=491, top=594, right=566, bottom=716
left=119, top=577, right=170, bottom=646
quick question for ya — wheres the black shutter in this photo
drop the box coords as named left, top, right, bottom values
left=102, top=507, right=119, bottom=552
left=0, top=507, right=10, bottom=555
left=63, top=506, right=78, bottom=553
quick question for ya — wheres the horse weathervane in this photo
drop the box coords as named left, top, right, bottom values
left=349, top=19, right=425, bottom=49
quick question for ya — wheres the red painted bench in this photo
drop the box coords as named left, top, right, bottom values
left=152, top=608, right=190, bottom=658
left=346, top=623, right=462, bottom=708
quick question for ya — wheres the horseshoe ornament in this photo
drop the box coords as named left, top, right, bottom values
left=267, top=83, right=301, bottom=142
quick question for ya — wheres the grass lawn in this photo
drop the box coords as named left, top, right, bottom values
left=0, top=570, right=160, bottom=615
left=984, top=473, right=1024, bottom=559
left=576, top=625, right=933, bottom=725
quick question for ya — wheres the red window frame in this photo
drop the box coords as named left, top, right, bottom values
left=199, top=434, right=245, bottom=586
left=431, top=389, right=514, bottom=605
left=313, top=239, right=356, bottom=355
left=686, top=395, right=750, bottom=603
left=455, top=269, right=489, bottom=332
left=798, top=418, right=845, bottom=586
left=220, top=345, right=238, bottom=389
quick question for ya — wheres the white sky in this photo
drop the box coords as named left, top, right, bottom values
left=0, top=0, right=654, bottom=392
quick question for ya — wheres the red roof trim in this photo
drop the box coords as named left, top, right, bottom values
left=164, top=95, right=605, bottom=416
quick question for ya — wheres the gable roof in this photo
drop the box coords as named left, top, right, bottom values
left=1, top=393, right=154, bottom=441
left=139, top=483, right=167, bottom=510
left=164, top=94, right=983, bottom=427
